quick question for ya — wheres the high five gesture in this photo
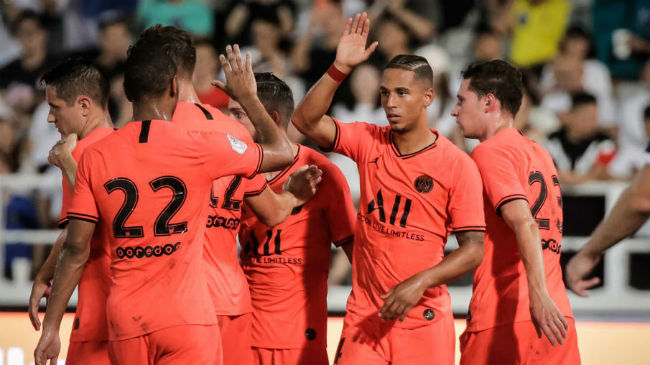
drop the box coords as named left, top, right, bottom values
left=334, top=12, right=378, bottom=74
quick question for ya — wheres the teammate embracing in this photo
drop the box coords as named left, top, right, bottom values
left=292, top=13, right=486, bottom=365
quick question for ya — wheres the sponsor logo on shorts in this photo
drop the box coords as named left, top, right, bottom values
left=116, top=242, right=181, bottom=259
left=414, top=174, right=434, bottom=193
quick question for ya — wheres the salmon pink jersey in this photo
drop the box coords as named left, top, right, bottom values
left=329, top=119, right=485, bottom=329
left=58, top=127, right=113, bottom=342
left=172, top=101, right=266, bottom=315
left=68, top=119, right=262, bottom=340
left=239, top=145, right=356, bottom=348
left=466, top=128, right=573, bottom=332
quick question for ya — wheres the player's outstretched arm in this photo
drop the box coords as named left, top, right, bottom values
left=500, top=199, right=568, bottom=347
left=29, top=229, right=68, bottom=331
left=566, top=165, right=650, bottom=297
left=34, top=219, right=94, bottom=365
left=292, top=12, right=378, bottom=149
left=213, top=45, right=293, bottom=172
left=378, top=230, right=483, bottom=322
left=245, top=165, right=322, bottom=226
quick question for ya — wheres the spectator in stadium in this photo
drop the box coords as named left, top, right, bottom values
left=592, top=0, right=650, bottom=80
left=473, top=25, right=505, bottom=62
left=370, top=16, right=412, bottom=69
left=566, top=146, right=650, bottom=296
left=244, top=17, right=291, bottom=79
left=224, top=0, right=294, bottom=47
left=366, top=0, right=437, bottom=43
left=540, top=26, right=617, bottom=129
left=192, top=38, right=229, bottom=112
left=94, top=16, right=131, bottom=79
left=138, top=0, right=214, bottom=36
left=545, top=92, right=616, bottom=185
left=509, top=0, right=571, bottom=70
left=611, top=59, right=650, bottom=178
left=0, top=11, right=58, bottom=93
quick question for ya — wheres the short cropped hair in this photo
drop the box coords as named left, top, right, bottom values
left=571, top=92, right=597, bottom=109
left=134, top=25, right=196, bottom=75
left=461, top=60, right=523, bottom=116
left=384, top=54, right=433, bottom=88
left=123, top=39, right=177, bottom=102
left=255, top=73, right=294, bottom=127
left=41, top=58, right=110, bottom=108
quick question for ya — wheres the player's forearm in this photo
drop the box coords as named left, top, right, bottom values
left=418, top=233, right=484, bottom=289
left=247, top=190, right=298, bottom=227
left=514, top=220, right=549, bottom=296
left=36, top=230, right=66, bottom=283
left=581, top=167, right=650, bottom=257
left=58, top=154, right=78, bottom=192
left=42, top=238, right=88, bottom=331
left=292, top=66, right=343, bottom=135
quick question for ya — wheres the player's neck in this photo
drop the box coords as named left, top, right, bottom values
left=131, top=100, right=175, bottom=122
left=178, top=78, right=201, bottom=104
left=480, top=118, right=513, bottom=142
left=77, top=111, right=113, bottom=139
left=391, top=123, right=437, bottom=155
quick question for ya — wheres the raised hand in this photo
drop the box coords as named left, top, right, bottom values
left=565, top=250, right=601, bottom=297
left=334, top=12, right=379, bottom=74
left=284, top=165, right=323, bottom=204
left=212, top=45, right=257, bottom=102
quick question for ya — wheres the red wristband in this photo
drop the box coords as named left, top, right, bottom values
left=327, top=64, right=348, bottom=83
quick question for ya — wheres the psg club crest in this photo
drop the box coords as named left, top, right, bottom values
left=414, top=174, right=434, bottom=193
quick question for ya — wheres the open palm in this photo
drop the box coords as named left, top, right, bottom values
left=335, top=12, right=378, bottom=72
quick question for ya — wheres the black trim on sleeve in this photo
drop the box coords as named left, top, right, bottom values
left=451, top=226, right=486, bottom=233
left=333, top=235, right=354, bottom=247
left=57, top=218, right=69, bottom=229
left=139, top=120, right=151, bottom=143
left=495, top=194, right=528, bottom=216
left=247, top=144, right=264, bottom=179
left=268, top=145, right=301, bottom=185
left=243, top=184, right=267, bottom=197
left=67, top=213, right=99, bottom=224
left=320, top=118, right=341, bottom=153
left=194, top=103, right=214, bottom=120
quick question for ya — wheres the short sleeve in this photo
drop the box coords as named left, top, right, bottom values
left=196, top=131, right=263, bottom=180
left=67, top=152, right=99, bottom=224
left=243, top=174, right=268, bottom=197
left=326, top=118, right=379, bottom=163
left=321, top=160, right=356, bottom=246
left=472, top=144, right=528, bottom=214
left=448, top=155, right=486, bottom=232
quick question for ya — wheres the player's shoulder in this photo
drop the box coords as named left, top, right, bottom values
left=472, top=128, right=523, bottom=158
left=335, top=118, right=387, bottom=138
left=72, top=127, right=114, bottom=160
left=434, top=132, right=474, bottom=163
left=300, top=144, right=346, bottom=175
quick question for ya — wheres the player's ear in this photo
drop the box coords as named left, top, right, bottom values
left=484, top=93, right=497, bottom=114
left=423, top=87, right=435, bottom=108
left=169, top=76, right=178, bottom=98
left=268, top=110, right=282, bottom=127
left=77, top=95, right=91, bottom=118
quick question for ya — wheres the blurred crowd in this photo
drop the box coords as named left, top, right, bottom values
left=2, top=0, right=650, bottom=280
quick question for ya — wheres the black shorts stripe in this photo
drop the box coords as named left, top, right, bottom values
left=139, top=120, right=151, bottom=143
left=194, top=103, right=213, bottom=120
